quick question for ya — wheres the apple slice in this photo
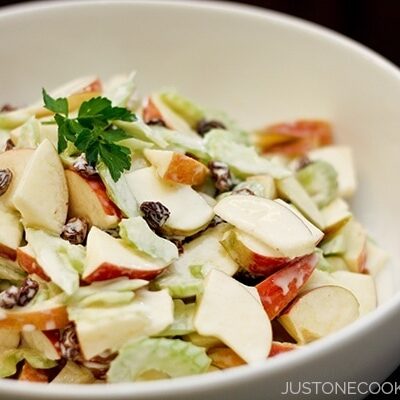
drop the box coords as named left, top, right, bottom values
left=19, top=362, right=48, bottom=383
left=308, top=146, right=356, bottom=198
left=207, top=347, right=246, bottom=369
left=13, top=139, right=68, bottom=234
left=22, top=329, right=60, bottom=360
left=126, top=166, right=214, bottom=236
left=276, top=176, right=325, bottom=229
left=0, top=296, right=68, bottom=331
left=330, top=271, right=376, bottom=316
left=143, top=149, right=209, bottom=186
left=0, top=148, right=34, bottom=209
left=246, top=175, right=277, bottom=199
left=65, top=170, right=121, bottom=230
left=0, top=207, right=23, bottom=261
left=256, top=253, right=318, bottom=319
left=83, top=226, right=169, bottom=282
left=341, top=219, right=367, bottom=272
left=214, top=195, right=317, bottom=258
left=269, top=341, right=298, bottom=357
left=16, top=245, right=49, bottom=281
left=364, top=240, right=389, bottom=276
left=69, top=289, right=173, bottom=360
left=194, top=269, right=272, bottom=364
left=321, top=198, right=352, bottom=233
left=0, top=328, right=20, bottom=350
left=221, top=229, right=290, bottom=276
left=278, top=285, right=360, bottom=344
left=52, top=361, right=95, bottom=384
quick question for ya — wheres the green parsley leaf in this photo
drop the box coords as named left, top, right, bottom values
left=42, top=90, right=136, bottom=181
left=42, top=89, right=68, bottom=116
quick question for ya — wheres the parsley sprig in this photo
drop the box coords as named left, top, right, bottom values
left=42, top=89, right=136, bottom=181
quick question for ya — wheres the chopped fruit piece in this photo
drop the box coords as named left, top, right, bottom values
left=364, top=240, right=389, bottom=276
left=22, top=328, right=61, bottom=360
left=246, top=174, right=277, bottom=199
left=279, top=285, right=359, bottom=344
left=17, top=245, right=49, bottom=281
left=269, top=341, right=298, bottom=357
left=0, top=207, right=23, bottom=261
left=126, top=167, right=214, bottom=236
left=65, top=170, right=121, bottom=230
left=321, top=198, right=352, bottom=233
left=144, top=149, right=209, bottom=186
left=208, top=347, right=246, bottom=369
left=13, top=140, right=68, bottom=234
left=194, top=269, right=272, bottom=363
left=341, top=219, right=367, bottom=272
left=221, top=229, right=291, bottom=276
left=19, top=362, right=48, bottom=382
left=52, top=361, right=95, bottom=384
left=0, top=328, right=20, bottom=350
left=256, top=254, right=318, bottom=319
left=0, top=148, right=34, bottom=210
left=215, top=195, right=318, bottom=258
left=255, top=120, right=332, bottom=156
left=308, top=146, right=356, bottom=198
left=83, top=227, right=168, bottom=283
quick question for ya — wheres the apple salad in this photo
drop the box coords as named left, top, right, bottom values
left=0, top=73, right=388, bottom=384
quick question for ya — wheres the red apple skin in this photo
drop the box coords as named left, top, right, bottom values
left=16, top=248, right=50, bottom=281
left=257, top=120, right=333, bottom=156
left=83, top=263, right=164, bottom=283
left=142, top=97, right=168, bottom=126
left=256, top=253, right=318, bottom=320
left=78, top=78, right=102, bottom=94
left=19, top=362, right=48, bottom=383
left=0, top=244, right=17, bottom=262
left=269, top=341, right=297, bottom=357
left=85, top=176, right=122, bottom=218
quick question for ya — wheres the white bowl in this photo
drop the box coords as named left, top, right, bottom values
left=1, top=1, right=400, bottom=399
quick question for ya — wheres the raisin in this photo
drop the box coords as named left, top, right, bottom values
left=0, top=286, right=19, bottom=309
left=208, top=161, right=232, bottom=193
left=73, top=155, right=97, bottom=178
left=61, top=217, right=89, bottom=245
left=232, top=187, right=255, bottom=196
left=140, top=201, right=170, bottom=231
left=60, top=324, right=82, bottom=362
left=4, top=139, right=14, bottom=151
left=296, top=156, right=313, bottom=171
left=0, top=168, right=13, bottom=196
left=169, top=238, right=184, bottom=255
left=196, top=119, right=226, bottom=136
left=17, top=278, right=39, bottom=306
left=0, top=104, right=17, bottom=112
left=146, top=119, right=167, bottom=127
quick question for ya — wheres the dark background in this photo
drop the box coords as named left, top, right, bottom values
left=1, top=0, right=399, bottom=397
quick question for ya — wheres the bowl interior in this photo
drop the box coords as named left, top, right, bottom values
left=0, top=0, right=399, bottom=359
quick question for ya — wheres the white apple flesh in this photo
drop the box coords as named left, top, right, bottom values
left=214, top=195, right=317, bottom=258
left=83, top=226, right=169, bottom=282
left=0, top=207, right=23, bottom=261
left=279, top=285, right=360, bottom=344
left=194, top=269, right=272, bottom=363
left=13, top=139, right=68, bottom=234
left=22, top=328, right=61, bottom=360
left=126, top=166, right=214, bottom=236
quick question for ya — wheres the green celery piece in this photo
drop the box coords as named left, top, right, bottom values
left=152, top=126, right=209, bottom=161
left=0, top=348, right=56, bottom=378
left=107, top=338, right=211, bottom=382
left=297, top=161, right=338, bottom=208
left=159, top=91, right=205, bottom=129
left=97, top=162, right=139, bottom=218
left=0, top=130, right=10, bottom=151
left=0, top=259, right=26, bottom=283
left=204, top=129, right=290, bottom=178
left=78, top=291, right=135, bottom=308
left=315, top=249, right=334, bottom=272
left=119, top=137, right=154, bottom=151
left=104, top=71, right=137, bottom=108
left=119, top=217, right=178, bottom=264
left=157, top=300, right=196, bottom=337
left=320, top=233, right=346, bottom=256
left=25, top=229, right=84, bottom=295
left=114, top=118, right=168, bottom=148
left=68, top=278, right=148, bottom=306
left=13, top=117, right=41, bottom=148
left=232, top=180, right=266, bottom=197
left=0, top=109, right=32, bottom=130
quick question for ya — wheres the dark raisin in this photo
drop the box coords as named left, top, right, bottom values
left=60, top=324, right=82, bottom=362
left=233, top=269, right=265, bottom=286
left=196, top=119, right=226, bottom=136
left=169, top=238, right=184, bottom=255
left=73, top=155, right=97, bottom=178
left=0, top=286, right=19, bottom=309
left=0, top=168, right=13, bottom=196
left=81, top=352, right=116, bottom=379
left=4, top=139, right=14, bottom=151
left=17, top=278, right=39, bottom=306
left=296, top=156, right=313, bottom=171
left=61, top=217, right=89, bottom=245
left=208, top=161, right=232, bottom=193
left=208, top=215, right=225, bottom=228
left=0, top=104, right=17, bottom=112
left=140, top=201, right=170, bottom=231
left=146, top=119, right=167, bottom=127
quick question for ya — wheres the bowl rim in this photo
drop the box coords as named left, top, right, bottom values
left=1, top=0, right=400, bottom=398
